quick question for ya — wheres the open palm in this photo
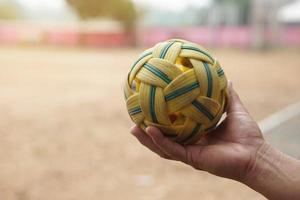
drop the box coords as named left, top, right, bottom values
left=131, top=82, right=265, bottom=181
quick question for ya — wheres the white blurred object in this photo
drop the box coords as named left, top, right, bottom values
left=16, top=0, right=76, bottom=21
left=259, top=101, right=300, bottom=134
left=278, top=0, right=300, bottom=23
left=132, top=0, right=212, bottom=11
left=134, top=174, right=154, bottom=187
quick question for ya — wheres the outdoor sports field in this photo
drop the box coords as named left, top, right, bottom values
left=0, top=46, right=300, bottom=200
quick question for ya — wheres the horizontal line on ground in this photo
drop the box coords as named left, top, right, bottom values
left=259, top=101, right=300, bottom=134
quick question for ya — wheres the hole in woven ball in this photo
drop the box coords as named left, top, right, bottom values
left=176, top=57, right=193, bottom=72
left=169, top=114, right=178, bottom=123
left=131, top=79, right=140, bottom=92
left=169, top=113, right=186, bottom=125
left=131, top=81, right=136, bottom=91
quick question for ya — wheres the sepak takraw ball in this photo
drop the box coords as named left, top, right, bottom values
left=124, top=39, right=228, bottom=145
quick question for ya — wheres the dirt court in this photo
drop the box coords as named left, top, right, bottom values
left=0, top=46, right=300, bottom=200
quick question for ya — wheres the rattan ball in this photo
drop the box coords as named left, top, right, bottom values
left=124, top=39, right=228, bottom=144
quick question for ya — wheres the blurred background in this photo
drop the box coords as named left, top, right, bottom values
left=0, top=0, right=299, bottom=199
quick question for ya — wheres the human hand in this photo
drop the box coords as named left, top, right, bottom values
left=130, top=81, right=265, bottom=181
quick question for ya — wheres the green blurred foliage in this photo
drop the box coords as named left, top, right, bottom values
left=0, top=2, right=20, bottom=19
left=66, top=0, right=136, bottom=28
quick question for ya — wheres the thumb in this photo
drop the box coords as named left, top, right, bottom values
left=226, top=81, right=248, bottom=114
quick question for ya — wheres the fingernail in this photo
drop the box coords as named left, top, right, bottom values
left=145, top=127, right=150, bottom=133
left=130, top=126, right=136, bottom=134
left=145, top=127, right=152, bottom=136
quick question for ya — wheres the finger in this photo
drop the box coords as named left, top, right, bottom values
left=185, top=144, right=229, bottom=173
left=130, top=125, right=171, bottom=159
left=226, top=81, right=249, bottom=114
left=146, top=126, right=187, bottom=162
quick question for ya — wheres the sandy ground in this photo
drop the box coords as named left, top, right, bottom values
left=0, top=46, right=299, bottom=200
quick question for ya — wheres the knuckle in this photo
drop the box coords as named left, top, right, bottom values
left=185, top=147, right=194, bottom=165
left=185, top=146, right=204, bottom=170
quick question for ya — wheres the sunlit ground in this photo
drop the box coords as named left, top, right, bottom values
left=0, top=46, right=300, bottom=200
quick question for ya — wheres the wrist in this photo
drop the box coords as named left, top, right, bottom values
left=243, top=141, right=275, bottom=185
left=243, top=142, right=282, bottom=199
left=243, top=141, right=300, bottom=199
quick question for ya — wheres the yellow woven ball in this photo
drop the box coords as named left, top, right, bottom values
left=124, top=39, right=228, bottom=144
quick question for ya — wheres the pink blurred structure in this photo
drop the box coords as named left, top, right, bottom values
left=0, top=20, right=129, bottom=47
left=45, top=32, right=129, bottom=47
left=45, top=31, right=79, bottom=46
left=137, top=26, right=300, bottom=47
left=281, top=27, right=300, bottom=45
left=136, top=27, right=251, bottom=47
left=0, top=21, right=299, bottom=47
